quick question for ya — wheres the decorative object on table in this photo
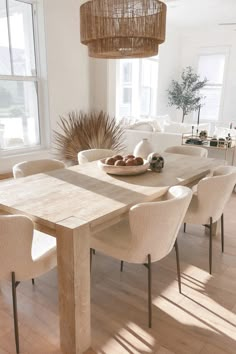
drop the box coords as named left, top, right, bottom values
left=210, top=136, right=218, bottom=147
left=98, top=156, right=149, bottom=176
left=148, top=152, right=164, bottom=172
left=133, top=138, right=154, bottom=159
left=167, top=66, right=207, bottom=123
left=218, top=138, right=226, bottom=147
left=185, top=138, right=203, bottom=145
left=226, top=133, right=232, bottom=147
left=199, top=130, right=208, bottom=141
left=80, top=0, right=167, bottom=59
left=53, top=110, right=124, bottom=164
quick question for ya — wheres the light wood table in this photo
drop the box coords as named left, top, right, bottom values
left=0, top=153, right=224, bottom=354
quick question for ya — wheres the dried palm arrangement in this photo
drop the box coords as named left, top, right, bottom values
left=53, top=110, right=125, bottom=164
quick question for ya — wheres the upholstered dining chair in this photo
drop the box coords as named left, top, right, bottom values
left=78, top=148, right=114, bottom=164
left=0, top=215, right=57, bottom=353
left=91, top=186, right=193, bottom=328
left=184, top=165, right=236, bottom=274
left=12, top=159, right=66, bottom=178
left=165, top=145, right=208, bottom=157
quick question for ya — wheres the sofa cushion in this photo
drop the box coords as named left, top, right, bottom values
left=118, top=117, right=162, bottom=132
left=163, top=121, right=210, bottom=134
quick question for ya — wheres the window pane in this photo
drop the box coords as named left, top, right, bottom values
left=0, top=0, right=11, bottom=75
left=122, top=61, right=132, bottom=84
left=141, top=60, right=151, bottom=87
left=0, top=80, right=40, bottom=149
left=198, top=54, right=225, bottom=84
left=9, top=0, right=36, bottom=76
left=199, top=87, right=222, bottom=121
left=141, top=87, right=151, bottom=116
left=123, top=87, right=132, bottom=104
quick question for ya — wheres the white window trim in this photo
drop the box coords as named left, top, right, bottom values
left=0, top=0, right=50, bottom=158
left=115, top=57, right=159, bottom=119
left=196, top=46, right=230, bottom=124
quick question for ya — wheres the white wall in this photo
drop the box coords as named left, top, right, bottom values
left=156, top=28, right=182, bottom=120
left=43, top=0, right=90, bottom=132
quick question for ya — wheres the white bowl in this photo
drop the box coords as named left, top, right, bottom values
left=98, top=158, right=149, bottom=176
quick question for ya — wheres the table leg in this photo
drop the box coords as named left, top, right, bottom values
left=56, top=218, right=91, bottom=354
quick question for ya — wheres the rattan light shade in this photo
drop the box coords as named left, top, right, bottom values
left=80, top=0, right=167, bottom=59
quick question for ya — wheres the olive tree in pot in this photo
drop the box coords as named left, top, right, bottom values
left=167, top=66, right=207, bottom=123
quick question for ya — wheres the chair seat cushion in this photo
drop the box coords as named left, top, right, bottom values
left=91, top=218, right=133, bottom=262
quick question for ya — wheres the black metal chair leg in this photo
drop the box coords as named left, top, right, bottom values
left=90, top=248, right=93, bottom=272
left=120, top=261, right=124, bottom=272
left=147, top=254, right=152, bottom=328
left=209, top=217, right=213, bottom=275
left=221, top=214, right=224, bottom=253
left=174, top=240, right=182, bottom=293
left=184, top=223, right=186, bottom=233
left=11, top=272, right=20, bottom=354
left=93, top=249, right=96, bottom=255
left=32, top=279, right=35, bottom=285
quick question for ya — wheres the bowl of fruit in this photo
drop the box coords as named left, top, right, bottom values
left=97, top=154, right=149, bottom=176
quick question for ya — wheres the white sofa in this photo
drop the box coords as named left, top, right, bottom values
left=121, top=117, right=210, bottom=155
left=123, top=129, right=183, bottom=154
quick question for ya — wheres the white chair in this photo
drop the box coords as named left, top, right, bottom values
left=12, top=159, right=66, bottom=178
left=91, top=186, right=193, bottom=327
left=184, top=165, right=236, bottom=274
left=78, top=149, right=114, bottom=164
left=0, top=215, right=57, bottom=353
left=165, top=145, right=208, bottom=157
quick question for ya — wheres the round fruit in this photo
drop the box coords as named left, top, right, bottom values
left=126, top=158, right=138, bottom=166
left=135, top=157, right=144, bottom=165
left=115, top=160, right=126, bottom=166
left=124, top=154, right=135, bottom=160
left=113, top=155, right=123, bottom=161
left=105, top=157, right=116, bottom=165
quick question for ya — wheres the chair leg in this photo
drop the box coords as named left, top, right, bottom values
left=11, top=272, right=20, bottom=354
left=120, top=261, right=124, bottom=272
left=93, top=249, right=96, bottom=255
left=90, top=248, right=93, bottom=272
left=147, top=254, right=152, bottom=328
left=184, top=223, right=186, bottom=233
left=221, top=214, right=224, bottom=253
left=209, top=217, right=213, bottom=275
left=174, top=240, right=182, bottom=294
left=32, top=279, right=35, bottom=285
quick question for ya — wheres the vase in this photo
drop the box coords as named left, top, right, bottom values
left=133, top=138, right=153, bottom=159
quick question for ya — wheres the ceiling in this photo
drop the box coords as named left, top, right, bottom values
left=163, top=0, right=236, bottom=31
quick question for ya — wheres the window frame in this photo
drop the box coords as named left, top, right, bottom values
left=195, top=47, right=229, bottom=124
left=0, top=0, right=48, bottom=156
left=116, top=56, right=159, bottom=119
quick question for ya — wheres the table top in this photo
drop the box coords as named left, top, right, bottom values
left=0, top=153, right=224, bottom=233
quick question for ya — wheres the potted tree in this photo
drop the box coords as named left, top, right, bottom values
left=167, top=66, right=207, bottom=123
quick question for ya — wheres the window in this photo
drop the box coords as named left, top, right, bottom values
left=0, top=0, right=41, bottom=151
left=117, top=56, right=159, bottom=118
left=197, top=53, right=226, bottom=121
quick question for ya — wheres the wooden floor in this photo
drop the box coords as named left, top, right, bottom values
left=1, top=195, right=236, bottom=354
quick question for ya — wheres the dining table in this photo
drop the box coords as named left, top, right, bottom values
left=0, top=152, right=225, bottom=354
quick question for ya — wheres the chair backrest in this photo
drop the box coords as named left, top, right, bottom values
left=127, top=186, right=193, bottom=263
left=78, top=149, right=114, bottom=164
left=0, top=215, right=35, bottom=281
left=165, top=145, right=208, bottom=157
left=13, top=159, right=66, bottom=178
left=196, top=165, right=236, bottom=223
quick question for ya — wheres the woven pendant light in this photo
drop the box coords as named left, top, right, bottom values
left=80, top=0, right=167, bottom=59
